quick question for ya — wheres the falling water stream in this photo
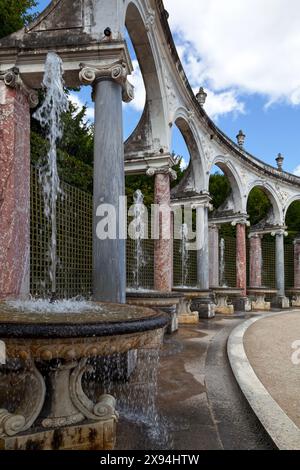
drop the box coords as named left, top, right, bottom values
left=220, top=238, right=227, bottom=287
left=33, top=52, right=69, bottom=298
left=180, top=223, right=189, bottom=287
left=132, top=190, right=147, bottom=290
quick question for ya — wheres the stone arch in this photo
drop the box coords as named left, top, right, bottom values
left=172, top=107, right=206, bottom=191
left=284, top=194, right=300, bottom=221
left=247, top=181, right=283, bottom=225
left=124, top=1, right=169, bottom=151
left=210, top=156, right=245, bottom=213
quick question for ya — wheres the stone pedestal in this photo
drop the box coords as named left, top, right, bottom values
left=209, top=224, right=219, bottom=288
left=153, top=171, right=173, bottom=292
left=0, top=81, right=31, bottom=300
left=177, top=298, right=199, bottom=324
left=249, top=233, right=262, bottom=288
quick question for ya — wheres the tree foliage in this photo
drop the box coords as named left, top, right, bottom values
left=0, top=0, right=37, bottom=39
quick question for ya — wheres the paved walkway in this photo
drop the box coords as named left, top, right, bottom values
left=244, top=311, right=300, bottom=430
left=117, top=316, right=275, bottom=450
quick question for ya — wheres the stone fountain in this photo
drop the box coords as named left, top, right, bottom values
left=0, top=301, right=167, bottom=450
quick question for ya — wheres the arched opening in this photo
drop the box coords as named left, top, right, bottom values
left=285, top=199, right=300, bottom=291
left=246, top=187, right=274, bottom=289
left=208, top=162, right=242, bottom=288
left=124, top=2, right=168, bottom=150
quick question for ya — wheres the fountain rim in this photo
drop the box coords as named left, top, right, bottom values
left=0, top=302, right=169, bottom=339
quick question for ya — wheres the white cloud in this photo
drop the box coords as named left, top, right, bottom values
left=69, top=93, right=94, bottom=122
left=165, top=0, right=300, bottom=106
left=294, top=165, right=300, bottom=177
left=128, top=60, right=146, bottom=112
left=196, top=88, right=245, bottom=120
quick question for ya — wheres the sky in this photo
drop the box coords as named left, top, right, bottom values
left=32, top=0, right=300, bottom=176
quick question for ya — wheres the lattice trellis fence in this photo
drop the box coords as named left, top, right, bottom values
left=30, top=169, right=295, bottom=297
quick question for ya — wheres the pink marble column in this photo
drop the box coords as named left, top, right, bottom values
left=249, top=233, right=262, bottom=287
left=0, top=81, right=31, bottom=299
left=294, top=237, right=300, bottom=289
left=236, top=223, right=247, bottom=296
left=153, top=171, right=172, bottom=292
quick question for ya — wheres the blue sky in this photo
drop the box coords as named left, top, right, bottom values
left=32, top=0, right=300, bottom=176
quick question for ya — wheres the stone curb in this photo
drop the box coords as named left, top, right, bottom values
left=227, top=312, right=300, bottom=450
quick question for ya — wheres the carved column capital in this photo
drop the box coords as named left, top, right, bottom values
left=231, top=218, right=250, bottom=227
left=248, top=232, right=263, bottom=240
left=271, top=229, right=288, bottom=237
left=146, top=166, right=177, bottom=181
left=0, top=67, right=38, bottom=108
left=79, top=60, right=134, bottom=103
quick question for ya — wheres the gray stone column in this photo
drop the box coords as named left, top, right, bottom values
left=209, top=224, right=219, bottom=288
left=272, top=229, right=290, bottom=308
left=196, top=205, right=209, bottom=290
left=80, top=60, right=134, bottom=304
left=195, top=203, right=215, bottom=318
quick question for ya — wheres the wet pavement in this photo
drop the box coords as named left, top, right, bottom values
left=116, top=316, right=276, bottom=450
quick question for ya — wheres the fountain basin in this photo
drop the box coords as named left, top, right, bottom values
left=212, top=287, right=244, bottom=315
left=286, top=289, right=300, bottom=308
left=247, top=288, right=278, bottom=311
left=173, top=288, right=215, bottom=322
left=0, top=301, right=168, bottom=450
left=126, top=291, right=183, bottom=334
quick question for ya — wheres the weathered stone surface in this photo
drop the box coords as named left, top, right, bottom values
left=249, top=234, right=262, bottom=288
left=209, top=225, right=219, bottom=288
left=294, top=238, right=300, bottom=289
left=0, top=419, right=116, bottom=450
left=236, top=223, right=247, bottom=297
left=0, top=82, right=30, bottom=300
left=154, top=172, right=173, bottom=292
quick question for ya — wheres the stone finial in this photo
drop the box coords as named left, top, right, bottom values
left=276, top=153, right=284, bottom=171
left=236, top=130, right=246, bottom=148
left=196, top=87, right=207, bottom=107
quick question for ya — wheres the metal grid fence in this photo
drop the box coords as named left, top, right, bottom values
left=30, top=171, right=295, bottom=297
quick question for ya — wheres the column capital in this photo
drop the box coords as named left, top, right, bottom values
left=146, top=166, right=177, bottom=181
left=271, top=228, right=288, bottom=237
left=0, top=67, right=38, bottom=108
left=231, top=218, right=250, bottom=227
left=248, top=232, right=263, bottom=240
left=79, top=59, right=134, bottom=103
left=294, top=236, right=300, bottom=245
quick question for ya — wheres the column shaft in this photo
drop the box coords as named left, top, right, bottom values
left=236, top=223, right=247, bottom=296
left=154, top=172, right=172, bottom=292
left=294, top=239, right=300, bottom=289
left=275, top=233, right=285, bottom=297
left=249, top=235, right=262, bottom=287
left=0, top=83, right=30, bottom=299
left=93, top=79, right=126, bottom=303
left=209, top=225, right=219, bottom=287
left=197, top=206, right=209, bottom=290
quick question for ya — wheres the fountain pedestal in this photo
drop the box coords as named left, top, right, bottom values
left=0, top=302, right=167, bottom=450
left=247, top=288, right=278, bottom=311
left=212, top=288, right=244, bottom=315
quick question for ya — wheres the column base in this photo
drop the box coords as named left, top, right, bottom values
left=271, top=296, right=290, bottom=309
left=232, top=297, right=252, bottom=312
left=191, top=298, right=215, bottom=319
left=0, top=419, right=116, bottom=451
